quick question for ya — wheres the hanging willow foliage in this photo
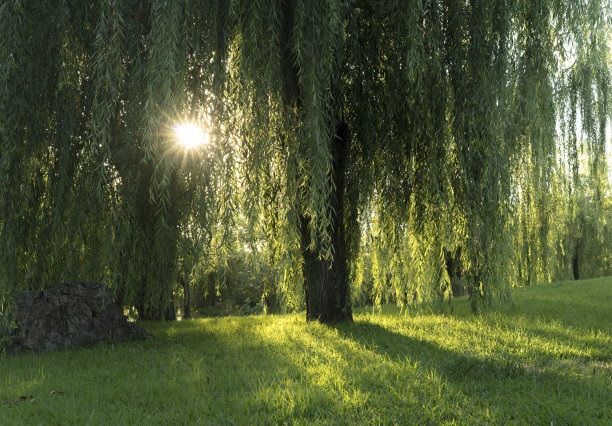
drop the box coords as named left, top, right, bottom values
left=0, top=1, right=222, bottom=323
left=1, top=0, right=611, bottom=327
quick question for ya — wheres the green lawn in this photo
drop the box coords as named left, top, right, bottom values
left=1, top=278, right=611, bottom=424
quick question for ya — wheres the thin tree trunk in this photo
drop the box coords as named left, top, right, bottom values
left=180, top=278, right=191, bottom=319
left=573, top=242, right=579, bottom=280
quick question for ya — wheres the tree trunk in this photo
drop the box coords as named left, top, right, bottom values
left=300, top=121, right=353, bottom=323
left=179, top=278, right=192, bottom=319
left=130, top=165, right=181, bottom=321
left=164, top=295, right=176, bottom=321
left=184, top=283, right=191, bottom=319
left=572, top=242, right=579, bottom=280
left=279, top=1, right=351, bottom=322
left=444, top=246, right=466, bottom=297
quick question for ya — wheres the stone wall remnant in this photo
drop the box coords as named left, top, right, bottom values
left=1, top=282, right=147, bottom=355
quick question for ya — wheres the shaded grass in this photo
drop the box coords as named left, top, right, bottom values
left=1, top=277, right=611, bottom=424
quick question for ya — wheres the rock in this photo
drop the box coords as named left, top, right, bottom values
left=2, top=282, right=147, bottom=355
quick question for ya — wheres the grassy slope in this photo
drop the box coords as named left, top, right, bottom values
left=1, top=277, right=610, bottom=425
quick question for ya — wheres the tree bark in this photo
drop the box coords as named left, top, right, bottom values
left=444, top=246, right=466, bottom=297
left=300, top=121, right=353, bottom=323
left=279, top=0, right=352, bottom=322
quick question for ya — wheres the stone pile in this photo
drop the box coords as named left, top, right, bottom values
left=1, top=282, right=147, bottom=355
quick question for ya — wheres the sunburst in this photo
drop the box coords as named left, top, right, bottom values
left=173, top=123, right=209, bottom=149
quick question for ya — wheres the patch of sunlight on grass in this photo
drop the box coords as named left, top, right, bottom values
left=1, top=277, right=611, bottom=424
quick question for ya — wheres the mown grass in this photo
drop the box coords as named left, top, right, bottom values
left=1, top=277, right=611, bottom=425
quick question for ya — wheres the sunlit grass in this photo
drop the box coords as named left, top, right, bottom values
left=1, top=277, right=610, bottom=424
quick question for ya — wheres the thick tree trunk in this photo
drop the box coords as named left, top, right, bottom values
left=129, top=164, right=182, bottom=321
left=164, top=295, right=176, bottom=321
left=444, top=246, right=466, bottom=297
left=279, top=1, right=351, bottom=322
left=300, top=121, right=353, bottom=323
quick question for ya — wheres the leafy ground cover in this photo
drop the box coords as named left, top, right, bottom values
left=1, top=277, right=610, bottom=424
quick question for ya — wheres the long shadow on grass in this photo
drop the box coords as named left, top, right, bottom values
left=334, top=320, right=522, bottom=380
left=508, top=279, right=612, bottom=335
left=489, top=317, right=611, bottom=364
left=333, top=319, right=611, bottom=421
left=507, top=298, right=612, bottom=333
left=3, top=317, right=609, bottom=424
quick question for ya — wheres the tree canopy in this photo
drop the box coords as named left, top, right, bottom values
left=1, top=0, right=611, bottom=325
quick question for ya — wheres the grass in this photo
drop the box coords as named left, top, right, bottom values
left=1, top=277, right=611, bottom=425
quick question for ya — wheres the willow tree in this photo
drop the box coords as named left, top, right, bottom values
left=222, top=0, right=611, bottom=318
left=0, top=1, right=222, bottom=322
left=1, top=0, right=611, bottom=327
left=511, top=0, right=612, bottom=285
left=232, top=0, right=612, bottom=316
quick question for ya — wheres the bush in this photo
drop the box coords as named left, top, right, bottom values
left=191, top=255, right=279, bottom=317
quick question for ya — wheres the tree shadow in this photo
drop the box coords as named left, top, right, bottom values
left=2, top=317, right=610, bottom=424
left=332, top=319, right=611, bottom=422
left=334, top=320, right=519, bottom=379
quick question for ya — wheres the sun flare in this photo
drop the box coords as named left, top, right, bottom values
left=174, top=123, right=209, bottom=149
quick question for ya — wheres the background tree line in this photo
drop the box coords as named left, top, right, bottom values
left=1, top=0, right=610, bottom=327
